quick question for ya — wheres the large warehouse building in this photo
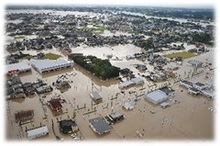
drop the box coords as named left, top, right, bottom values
left=31, top=59, right=73, bottom=73
left=6, top=62, right=31, bottom=75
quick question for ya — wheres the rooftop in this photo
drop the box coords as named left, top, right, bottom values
left=6, top=62, right=31, bottom=74
left=187, top=60, right=203, bottom=66
left=59, top=119, right=77, bottom=134
left=90, top=91, right=102, bottom=100
left=48, top=99, right=62, bottom=111
left=119, top=80, right=135, bottom=88
left=31, top=59, right=72, bottom=72
left=181, top=80, right=193, bottom=86
left=189, top=87, right=200, bottom=93
left=145, top=90, right=168, bottom=104
left=195, top=82, right=205, bottom=87
left=131, top=77, right=144, bottom=84
left=109, top=112, right=124, bottom=119
left=89, top=117, right=111, bottom=135
left=159, top=86, right=175, bottom=95
left=27, top=125, right=48, bottom=139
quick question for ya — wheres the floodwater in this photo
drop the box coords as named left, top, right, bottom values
left=5, top=45, right=215, bottom=141
left=5, top=9, right=215, bottom=141
left=121, top=11, right=215, bottom=27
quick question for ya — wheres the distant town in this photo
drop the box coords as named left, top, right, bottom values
left=5, top=5, right=215, bottom=140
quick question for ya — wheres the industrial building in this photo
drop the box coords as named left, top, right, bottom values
left=26, top=125, right=49, bottom=140
left=6, top=62, right=31, bottom=75
left=31, top=59, right=73, bottom=74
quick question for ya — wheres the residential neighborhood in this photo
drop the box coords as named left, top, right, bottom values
left=4, top=4, right=215, bottom=141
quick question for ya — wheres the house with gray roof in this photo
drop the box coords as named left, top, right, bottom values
left=144, top=90, right=169, bottom=105
left=90, top=91, right=103, bottom=103
left=89, top=117, right=111, bottom=135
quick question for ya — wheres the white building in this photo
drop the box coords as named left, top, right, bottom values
left=27, top=125, right=49, bottom=140
left=118, top=80, right=135, bottom=89
left=145, top=90, right=169, bottom=105
left=31, top=59, right=73, bottom=73
left=122, top=101, right=134, bottom=110
left=131, top=77, right=144, bottom=85
left=119, top=77, right=144, bottom=89
left=6, top=62, right=31, bottom=75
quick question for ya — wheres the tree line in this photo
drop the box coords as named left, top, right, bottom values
left=68, top=54, right=120, bottom=80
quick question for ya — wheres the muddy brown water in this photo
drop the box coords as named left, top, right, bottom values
left=5, top=49, right=215, bottom=141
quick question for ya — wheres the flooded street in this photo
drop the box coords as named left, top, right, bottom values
left=5, top=47, right=215, bottom=140
left=4, top=7, right=215, bottom=141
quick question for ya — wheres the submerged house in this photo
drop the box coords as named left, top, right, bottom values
left=90, top=91, right=103, bottom=103
left=119, top=77, right=144, bottom=89
left=89, top=117, right=111, bottom=135
left=14, top=110, right=34, bottom=123
left=187, top=60, right=203, bottom=67
left=122, top=100, right=134, bottom=110
left=159, top=86, right=175, bottom=97
left=180, top=80, right=193, bottom=89
left=59, top=119, right=78, bottom=134
left=105, top=112, right=124, bottom=124
left=131, top=77, right=145, bottom=85
left=48, top=99, right=63, bottom=112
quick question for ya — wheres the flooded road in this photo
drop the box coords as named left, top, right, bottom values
left=5, top=47, right=215, bottom=141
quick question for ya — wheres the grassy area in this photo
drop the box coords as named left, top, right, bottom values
left=21, top=55, right=33, bottom=60
left=43, top=53, right=61, bottom=60
left=92, top=25, right=107, bottom=34
left=164, top=51, right=197, bottom=59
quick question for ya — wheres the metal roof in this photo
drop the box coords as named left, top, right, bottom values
left=123, top=101, right=134, bottom=110
left=6, top=62, right=31, bottom=73
left=31, top=59, right=72, bottom=72
left=109, top=112, right=123, bottom=119
left=89, top=117, right=111, bottom=135
left=131, top=77, right=144, bottom=84
left=159, top=87, right=174, bottom=95
left=180, top=80, right=193, bottom=87
left=145, top=90, right=168, bottom=104
left=119, top=80, right=135, bottom=88
left=187, top=60, right=203, bottom=66
left=27, top=125, right=48, bottom=139
left=90, top=91, right=102, bottom=100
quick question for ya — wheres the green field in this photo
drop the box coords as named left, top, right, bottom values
left=164, top=51, right=197, bottom=59
left=43, top=53, right=61, bottom=60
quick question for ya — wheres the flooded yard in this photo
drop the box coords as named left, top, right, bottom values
left=5, top=48, right=215, bottom=140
